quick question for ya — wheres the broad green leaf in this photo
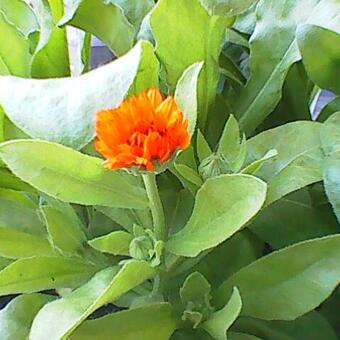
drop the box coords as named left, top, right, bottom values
left=228, top=332, right=261, bottom=340
left=0, top=257, right=99, bottom=295
left=31, top=0, right=70, bottom=78
left=250, top=189, right=339, bottom=249
left=201, top=0, right=258, bottom=16
left=318, top=96, right=340, bottom=122
left=320, top=112, right=340, bottom=222
left=0, top=11, right=31, bottom=77
left=180, top=272, right=211, bottom=306
left=320, top=288, right=340, bottom=335
left=298, top=25, right=340, bottom=94
left=0, top=196, right=45, bottom=235
left=30, top=261, right=155, bottom=340
left=0, top=0, right=39, bottom=37
left=233, top=0, right=340, bottom=134
left=0, top=227, right=56, bottom=259
left=128, top=40, right=159, bottom=95
left=110, top=0, right=155, bottom=31
left=0, top=168, right=35, bottom=192
left=151, top=0, right=229, bottom=130
left=89, top=230, right=133, bottom=256
left=192, top=231, right=263, bottom=289
left=259, top=62, right=313, bottom=130
left=218, top=114, right=241, bottom=162
left=167, top=174, right=267, bottom=257
left=215, top=235, right=340, bottom=320
left=0, top=140, right=148, bottom=209
left=202, top=287, right=242, bottom=340
left=0, top=41, right=149, bottom=149
left=60, top=0, right=134, bottom=56
left=174, top=164, right=203, bottom=188
left=233, top=312, right=338, bottom=340
left=0, top=107, right=4, bottom=141
left=175, top=62, right=204, bottom=135
left=241, top=149, right=277, bottom=175
left=323, top=154, right=340, bottom=223
left=0, top=294, right=54, bottom=340
left=246, top=121, right=323, bottom=204
left=0, top=187, right=35, bottom=208
left=197, top=130, right=212, bottom=163
left=0, top=257, right=12, bottom=271
left=71, top=303, right=177, bottom=340
left=40, top=206, right=87, bottom=257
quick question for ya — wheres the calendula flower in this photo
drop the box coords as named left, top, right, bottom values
left=95, top=88, right=191, bottom=171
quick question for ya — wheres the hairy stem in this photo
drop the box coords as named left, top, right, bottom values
left=142, top=173, right=166, bottom=241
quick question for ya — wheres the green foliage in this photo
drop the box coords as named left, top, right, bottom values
left=0, top=0, right=339, bottom=338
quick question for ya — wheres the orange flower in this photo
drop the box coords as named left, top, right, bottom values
left=95, top=88, right=191, bottom=171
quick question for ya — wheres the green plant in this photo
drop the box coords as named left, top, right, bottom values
left=0, top=0, right=339, bottom=339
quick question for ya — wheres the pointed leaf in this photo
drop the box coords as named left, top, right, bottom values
left=202, top=287, right=242, bottom=340
left=89, top=230, right=133, bottom=256
left=40, top=206, right=87, bottom=257
left=0, top=257, right=99, bottom=295
left=30, top=261, right=155, bottom=340
left=175, top=62, right=204, bottom=135
left=0, top=140, right=148, bottom=209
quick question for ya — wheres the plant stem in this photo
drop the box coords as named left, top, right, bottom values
left=142, top=173, right=166, bottom=241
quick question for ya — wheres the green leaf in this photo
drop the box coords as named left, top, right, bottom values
left=180, top=272, right=211, bottom=306
left=174, top=164, right=203, bottom=188
left=191, top=231, right=263, bottom=289
left=40, top=206, right=87, bottom=257
left=197, top=130, right=212, bottom=163
left=246, top=121, right=323, bottom=204
left=0, top=168, right=35, bottom=192
left=151, top=0, right=229, bottom=130
left=175, top=62, right=204, bottom=135
left=228, top=332, right=261, bottom=340
left=201, top=0, right=258, bottom=16
left=0, top=10, right=31, bottom=77
left=0, top=257, right=99, bottom=295
left=233, top=312, right=338, bottom=340
left=167, top=174, right=267, bottom=257
left=298, top=25, right=340, bottom=94
left=233, top=0, right=340, bottom=134
left=320, top=112, right=340, bottom=222
left=0, top=195, right=45, bottom=235
left=70, top=303, right=177, bottom=340
left=0, top=227, right=56, bottom=259
left=215, top=235, right=340, bottom=320
left=0, top=294, right=54, bottom=340
left=318, top=96, right=340, bottom=122
left=0, top=0, right=39, bottom=37
left=202, top=287, right=242, bottom=340
left=60, top=0, right=134, bottom=56
left=110, top=0, right=155, bottom=31
left=30, top=0, right=70, bottom=78
left=0, top=41, right=148, bottom=149
left=250, top=189, right=339, bottom=249
left=89, top=230, right=133, bottom=256
left=30, top=261, right=155, bottom=340
left=0, top=140, right=148, bottom=209
left=322, top=154, right=340, bottom=223
left=218, top=114, right=242, bottom=162
left=241, top=149, right=277, bottom=175
left=128, top=40, right=159, bottom=95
